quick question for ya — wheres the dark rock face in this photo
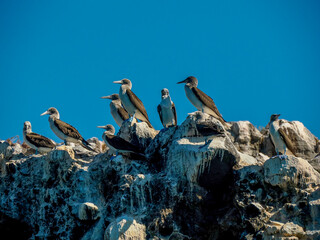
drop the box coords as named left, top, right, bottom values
left=0, top=112, right=319, bottom=239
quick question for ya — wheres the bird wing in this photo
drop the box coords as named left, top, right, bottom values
left=107, top=135, right=143, bottom=154
left=26, top=133, right=56, bottom=148
left=157, top=104, right=163, bottom=126
left=172, top=102, right=177, bottom=126
left=54, top=119, right=83, bottom=140
left=191, top=87, right=225, bottom=122
left=126, top=89, right=150, bottom=121
left=278, top=127, right=296, bottom=155
left=118, top=106, right=129, bottom=121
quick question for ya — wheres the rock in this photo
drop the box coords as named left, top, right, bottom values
left=87, top=137, right=105, bottom=154
left=309, top=153, right=320, bottom=173
left=0, top=141, right=14, bottom=159
left=118, top=121, right=158, bottom=150
left=229, top=121, right=263, bottom=157
left=0, top=116, right=320, bottom=239
left=264, top=156, right=320, bottom=190
left=280, top=222, right=305, bottom=238
left=104, top=216, right=146, bottom=240
left=166, top=112, right=239, bottom=188
left=78, top=202, right=100, bottom=220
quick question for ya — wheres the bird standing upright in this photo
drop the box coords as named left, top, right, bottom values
left=269, top=114, right=295, bottom=158
left=113, top=79, right=153, bottom=128
left=101, top=94, right=129, bottom=127
left=157, top=88, right=177, bottom=128
left=40, top=107, right=95, bottom=152
left=177, top=76, right=226, bottom=125
left=23, top=121, right=56, bottom=154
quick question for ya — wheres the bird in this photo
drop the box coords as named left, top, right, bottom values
left=97, top=124, right=144, bottom=157
left=157, top=88, right=177, bottom=128
left=177, top=76, right=226, bottom=125
left=113, top=78, right=153, bottom=128
left=101, top=94, right=129, bottom=127
left=40, top=107, right=95, bottom=152
left=23, top=121, right=56, bottom=154
left=269, top=114, right=295, bottom=158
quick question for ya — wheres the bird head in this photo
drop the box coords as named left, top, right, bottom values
left=97, top=124, right=116, bottom=134
left=23, top=121, right=32, bottom=133
left=177, top=76, right=198, bottom=87
left=101, top=94, right=120, bottom=101
left=41, top=107, right=60, bottom=119
left=270, top=114, right=281, bottom=122
left=161, top=88, right=170, bottom=99
left=113, top=78, right=132, bottom=89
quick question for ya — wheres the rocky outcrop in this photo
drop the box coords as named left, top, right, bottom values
left=0, top=112, right=319, bottom=239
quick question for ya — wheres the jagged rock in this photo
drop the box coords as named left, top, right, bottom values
left=118, top=120, right=158, bottom=150
left=309, top=153, right=320, bottom=173
left=166, top=112, right=239, bottom=188
left=0, top=114, right=319, bottom=239
left=104, top=216, right=146, bottom=240
left=280, top=222, right=305, bottom=238
left=78, top=202, right=100, bottom=220
left=264, top=156, right=320, bottom=189
left=229, top=121, right=262, bottom=157
left=0, top=141, right=14, bottom=159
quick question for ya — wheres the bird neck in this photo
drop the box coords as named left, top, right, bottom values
left=121, top=84, right=131, bottom=92
left=49, top=112, right=60, bottom=121
left=23, top=128, right=31, bottom=136
left=112, top=99, right=122, bottom=105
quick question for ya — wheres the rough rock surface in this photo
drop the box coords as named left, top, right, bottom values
left=0, top=112, right=319, bottom=239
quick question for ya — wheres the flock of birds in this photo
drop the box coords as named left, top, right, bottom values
left=22, top=76, right=293, bottom=158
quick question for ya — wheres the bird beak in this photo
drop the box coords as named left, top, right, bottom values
left=177, top=79, right=187, bottom=84
left=97, top=126, right=106, bottom=129
left=101, top=95, right=112, bottom=99
left=113, top=80, right=123, bottom=84
left=40, top=110, right=49, bottom=116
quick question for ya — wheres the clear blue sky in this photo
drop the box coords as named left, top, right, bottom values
left=1, top=0, right=319, bottom=143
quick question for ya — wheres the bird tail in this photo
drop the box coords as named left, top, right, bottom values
left=81, top=139, right=96, bottom=152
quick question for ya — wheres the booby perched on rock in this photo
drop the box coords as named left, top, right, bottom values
left=97, top=124, right=144, bottom=156
left=41, top=107, right=95, bottom=152
left=101, top=94, right=129, bottom=127
left=177, top=76, right=226, bottom=125
left=269, top=114, right=295, bottom=158
left=23, top=121, right=56, bottom=154
left=113, top=79, right=153, bottom=128
left=157, top=88, right=177, bottom=128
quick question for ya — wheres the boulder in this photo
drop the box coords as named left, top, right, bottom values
left=104, top=216, right=146, bottom=240
left=118, top=121, right=158, bottom=150
left=229, top=121, right=262, bottom=157
left=78, top=202, right=100, bottom=220
left=264, top=156, right=320, bottom=190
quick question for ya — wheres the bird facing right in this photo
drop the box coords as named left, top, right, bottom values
left=177, top=76, right=226, bottom=126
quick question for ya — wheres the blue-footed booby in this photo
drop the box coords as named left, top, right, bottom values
left=101, top=94, right=129, bottom=127
left=269, top=114, right=295, bottom=158
left=177, top=76, right=226, bottom=125
left=113, top=79, right=153, bottom=128
left=157, top=88, right=177, bottom=128
left=97, top=124, right=144, bottom=156
left=41, top=107, right=95, bottom=152
left=23, top=121, right=56, bottom=154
